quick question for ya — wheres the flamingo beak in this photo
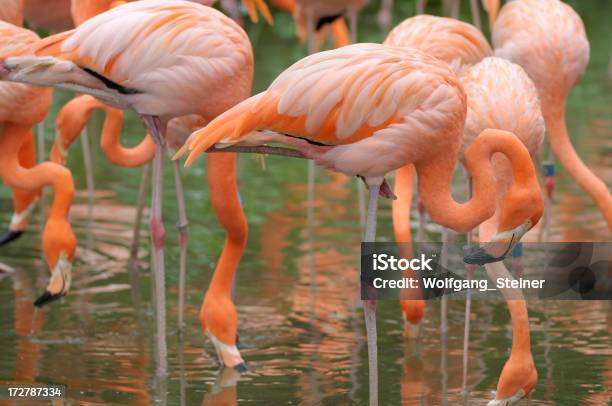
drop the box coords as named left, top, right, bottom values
left=208, top=333, right=247, bottom=373
left=463, top=219, right=532, bottom=265
left=34, top=252, right=72, bottom=307
left=0, top=200, right=38, bottom=246
left=0, top=230, right=24, bottom=246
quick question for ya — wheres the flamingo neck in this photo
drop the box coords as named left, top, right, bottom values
left=543, top=100, right=612, bottom=232
left=416, top=129, right=538, bottom=234
left=99, top=108, right=156, bottom=168
left=507, top=300, right=532, bottom=357
left=415, top=150, right=494, bottom=233
left=206, top=153, right=248, bottom=297
left=208, top=239, right=246, bottom=297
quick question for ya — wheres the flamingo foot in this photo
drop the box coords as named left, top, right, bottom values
left=487, top=389, right=526, bottom=405
left=208, top=332, right=246, bottom=371
left=0, top=229, right=24, bottom=246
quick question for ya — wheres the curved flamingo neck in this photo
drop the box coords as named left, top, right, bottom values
left=3, top=124, right=72, bottom=219
left=543, top=101, right=612, bottom=233
left=416, top=129, right=536, bottom=233
left=206, top=153, right=248, bottom=297
left=56, top=96, right=156, bottom=168
left=98, top=108, right=156, bottom=168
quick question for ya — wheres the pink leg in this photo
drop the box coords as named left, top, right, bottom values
left=171, top=158, right=189, bottom=333
left=462, top=177, right=474, bottom=395
left=142, top=115, right=168, bottom=377
left=128, top=164, right=150, bottom=273
left=364, top=184, right=380, bottom=405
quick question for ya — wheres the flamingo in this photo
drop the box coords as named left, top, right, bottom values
left=0, top=0, right=113, bottom=248
left=0, top=22, right=75, bottom=306
left=51, top=95, right=248, bottom=336
left=493, top=0, right=612, bottom=234
left=384, top=15, right=493, bottom=329
left=52, top=0, right=266, bottom=341
left=59, top=0, right=260, bottom=332
left=0, top=0, right=254, bottom=375
left=460, top=56, right=544, bottom=405
left=177, top=43, right=544, bottom=404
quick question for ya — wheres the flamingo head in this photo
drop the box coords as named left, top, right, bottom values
left=209, top=333, right=247, bottom=372
left=465, top=186, right=543, bottom=265
left=34, top=251, right=73, bottom=307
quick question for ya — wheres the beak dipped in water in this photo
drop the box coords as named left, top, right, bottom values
left=34, top=252, right=72, bottom=307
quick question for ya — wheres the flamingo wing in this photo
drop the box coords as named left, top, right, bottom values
left=384, top=15, right=492, bottom=73
left=2, top=0, right=253, bottom=118
left=493, top=0, right=589, bottom=100
left=180, top=43, right=466, bottom=166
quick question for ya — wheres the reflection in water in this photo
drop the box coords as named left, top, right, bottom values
left=0, top=1, right=611, bottom=404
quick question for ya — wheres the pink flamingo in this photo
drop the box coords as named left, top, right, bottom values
left=0, top=0, right=254, bottom=375
left=177, top=43, right=544, bottom=404
left=493, top=0, right=612, bottom=234
left=460, top=56, right=545, bottom=405
left=384, top=15, right=493, bottom=329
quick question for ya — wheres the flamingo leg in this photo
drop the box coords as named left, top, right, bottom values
left=541, top=157, right=555, bottom=242
left=80, top=126, right=96, bottom=249
left=451, top=0, right=460, bottom=18
left=416, top=0, right=426, bottom=14
left=348, top=9, right=358, bottom=44
left=171, top=157, right=189, bottom=334
left=376, top=0, right=393, bottom=34
left=440, top=228, right=449, bottom=334
left=469, top=0, right=481, bottom=30
left=142, top=115, right=168, bottom=377
left=363, top=184, right=380, bottom=405
left=128, top=164, right=150, bottom=273
left=305, top=11, right=317, bottom=226
left=462, top=177, right=474, bottom=396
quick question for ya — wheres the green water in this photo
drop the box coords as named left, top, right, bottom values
left=1, top=0, right=611, bottom=404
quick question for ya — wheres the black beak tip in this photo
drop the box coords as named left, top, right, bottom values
left=34, top=290, right=63, bottom=307
left=233, top=362, right=248, bottom=373
left=463, top=246, right=505, bottom=265
left=0, top=230, right=24, bottom=247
